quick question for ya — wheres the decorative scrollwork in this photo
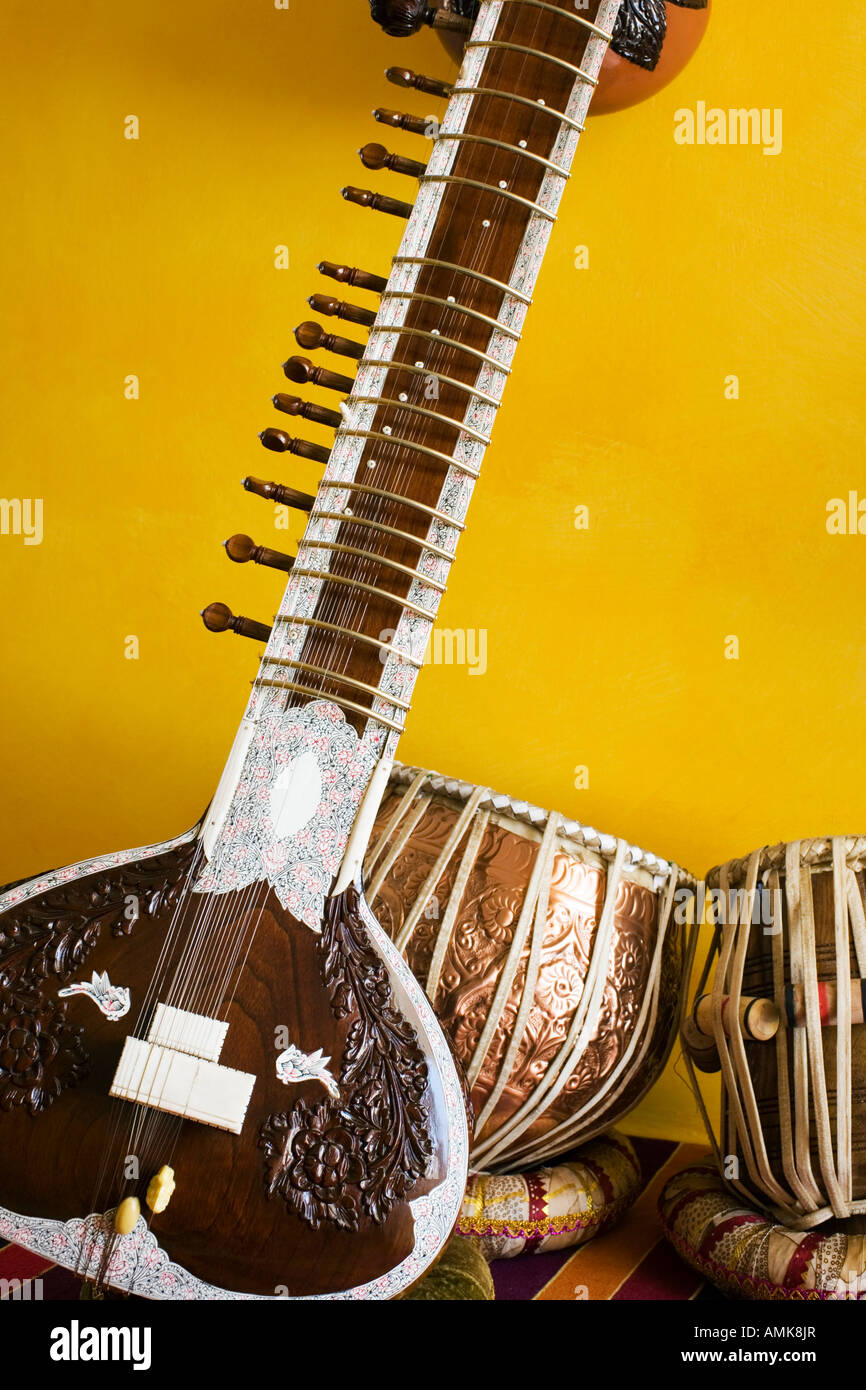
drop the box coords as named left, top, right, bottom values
left=0, top=842, right=198, bottom=988
left=380, top=0, right=710, bottom=74
left=368, top=0, right=436, bottom=38
left=0, top=841, right=198, bottom=1115
left=260, top=884, right=432, bottom=1232
left=612, top=0, right=709, bottom=72
left=0, top=981, right=89, bottom=1114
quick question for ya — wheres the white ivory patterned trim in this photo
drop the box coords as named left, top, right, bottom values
left=193, top=700, right=385, bottom=929
left=372, top=0, right=622, bottom=746
left=244, top=2, right=622, bottom=750
left=0, top=892, right=468, bottom=1300
left=0, top=824, right=201, bottom=916
left=245, top=12, right=501, bottom=725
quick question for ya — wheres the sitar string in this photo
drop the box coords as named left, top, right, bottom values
left=89, top=0, right=581, bottom=1242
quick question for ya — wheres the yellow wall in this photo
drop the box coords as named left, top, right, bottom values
left=2, top=0, right=864, bottom=1143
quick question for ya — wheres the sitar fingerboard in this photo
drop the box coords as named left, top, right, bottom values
left=250, top=0, right=621, bottom=758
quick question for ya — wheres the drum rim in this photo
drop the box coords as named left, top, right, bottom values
left=707, top=834, right=866, bottom=887
left=387, top=761, right=697, bottom=890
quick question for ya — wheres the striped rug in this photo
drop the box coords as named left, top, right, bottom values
left=0, top=1138, right=717, bottom=1301
left=491, top=1139, right=722, bottom=1301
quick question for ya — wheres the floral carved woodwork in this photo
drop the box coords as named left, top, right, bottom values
left=0, top=842, right=198, bottom=1115
left=611, top=0, right=708, bottom=72
left=260, top=884, right=432, bottom=1232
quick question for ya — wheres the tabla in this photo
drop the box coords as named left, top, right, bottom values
left=683, top=837, right=866, bottom=1229
left=365, top=763, right=697, bottom=1170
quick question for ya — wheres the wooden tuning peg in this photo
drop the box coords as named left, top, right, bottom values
left=259, top=427, right=331, bottom=464
left=272, top=393, right=343, bottom=428
left=307, top=294, right=376, bottom=329
left=201, top=602, right=272, bottom=643
left=372, top=109, right=430, bottom=138
left=341, top=186, right=413, bottom=220
left=282, top=356, right=355, bottom=394
left=318, top=261, right=388, bottom=294
left=224, top=533, right=295, bottom=574
left=243, top=476, right=315, bottom=512
left=359, top=143, right=426, bottom=179
left=385, top=67, right=452, bottom=100
left=294, top=320, right=366, bottom=361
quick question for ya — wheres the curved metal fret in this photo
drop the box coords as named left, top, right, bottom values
left=496, top=0, right=614, bottom=41
left=348, top=396, right=491, bottom=446
left=418, top=174, right=558, bottom=223
left=316, top=480, right=465, bottom=530
left=260, top=660, right=412, bottom=712
left=379, top=291, right=522, bottom=343
left=301, top=538, right=448, bottom=593
left=449, top=88, right=584, bottom=134
left=391, top=256, right=533, bottom=306
left=290, top=567, right=438, bottom=621
left=437, top=132, right=570, bottom=179
left=310, top=509, right=456, bottom=561
left=367, top=324, right=511, bottom=373
left=464, top=41, right=598, bottom=89
left=339, top=429, right=481, bottom=480
left=257, top=678, right=406, bottom=734
left=254, top=9, right=618, bottom=739
left=358, top=359, right=501, bottom=409
left=272, top=614, right=423, bottom=668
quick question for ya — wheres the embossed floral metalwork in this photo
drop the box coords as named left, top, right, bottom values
left=366, top=789, right=682, bottom=1158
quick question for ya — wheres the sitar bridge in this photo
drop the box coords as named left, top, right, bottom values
left=110, top=1005, right=256, bottom=1135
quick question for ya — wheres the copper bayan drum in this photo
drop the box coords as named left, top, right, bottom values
left=683, top=837, right=866, bottom=1229
left=365, top=764, right=698, bottom=1169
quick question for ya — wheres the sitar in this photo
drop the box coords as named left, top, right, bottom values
left=0, top=0, right=622, bottom=1299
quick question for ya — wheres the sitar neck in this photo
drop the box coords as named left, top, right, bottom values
left=249, top=0, right=618, bottom=750
left=200, top=1, right=622, bottom=919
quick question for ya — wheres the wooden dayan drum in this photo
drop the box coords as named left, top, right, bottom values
left=365, top=764, right=697, bottom=1169
left=684, top=837, right=866, bottom=1230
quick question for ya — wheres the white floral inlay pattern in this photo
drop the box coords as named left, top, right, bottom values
left=194, top=701, right=384, bottom=930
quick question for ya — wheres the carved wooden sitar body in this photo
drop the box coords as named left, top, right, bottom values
left=0, top=0, right=622, bottom=1298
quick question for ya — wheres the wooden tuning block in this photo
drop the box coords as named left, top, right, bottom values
left=223, top=534, right=295, bottom=574
left=201, top=603, right=272, bottom=643
left=271, top=392, right=343, bottom=428
left=317, top=261, right=388, bottom=294
left=259, top=427, right=331, bottom=464
left=307, top=293, right=376, bottom=329
left=341, top=186, right=413, bottom=220
left=282, top=356, right=355, bottom=394
left=358, top=143, right=426, bottom=180
left=372, top=109, right=430, bottom=138
left=242, top=477, right=315, bottom=512
left=385, top=67, right=452, bottom=100
left=293, top=320, right=365, bottom=361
